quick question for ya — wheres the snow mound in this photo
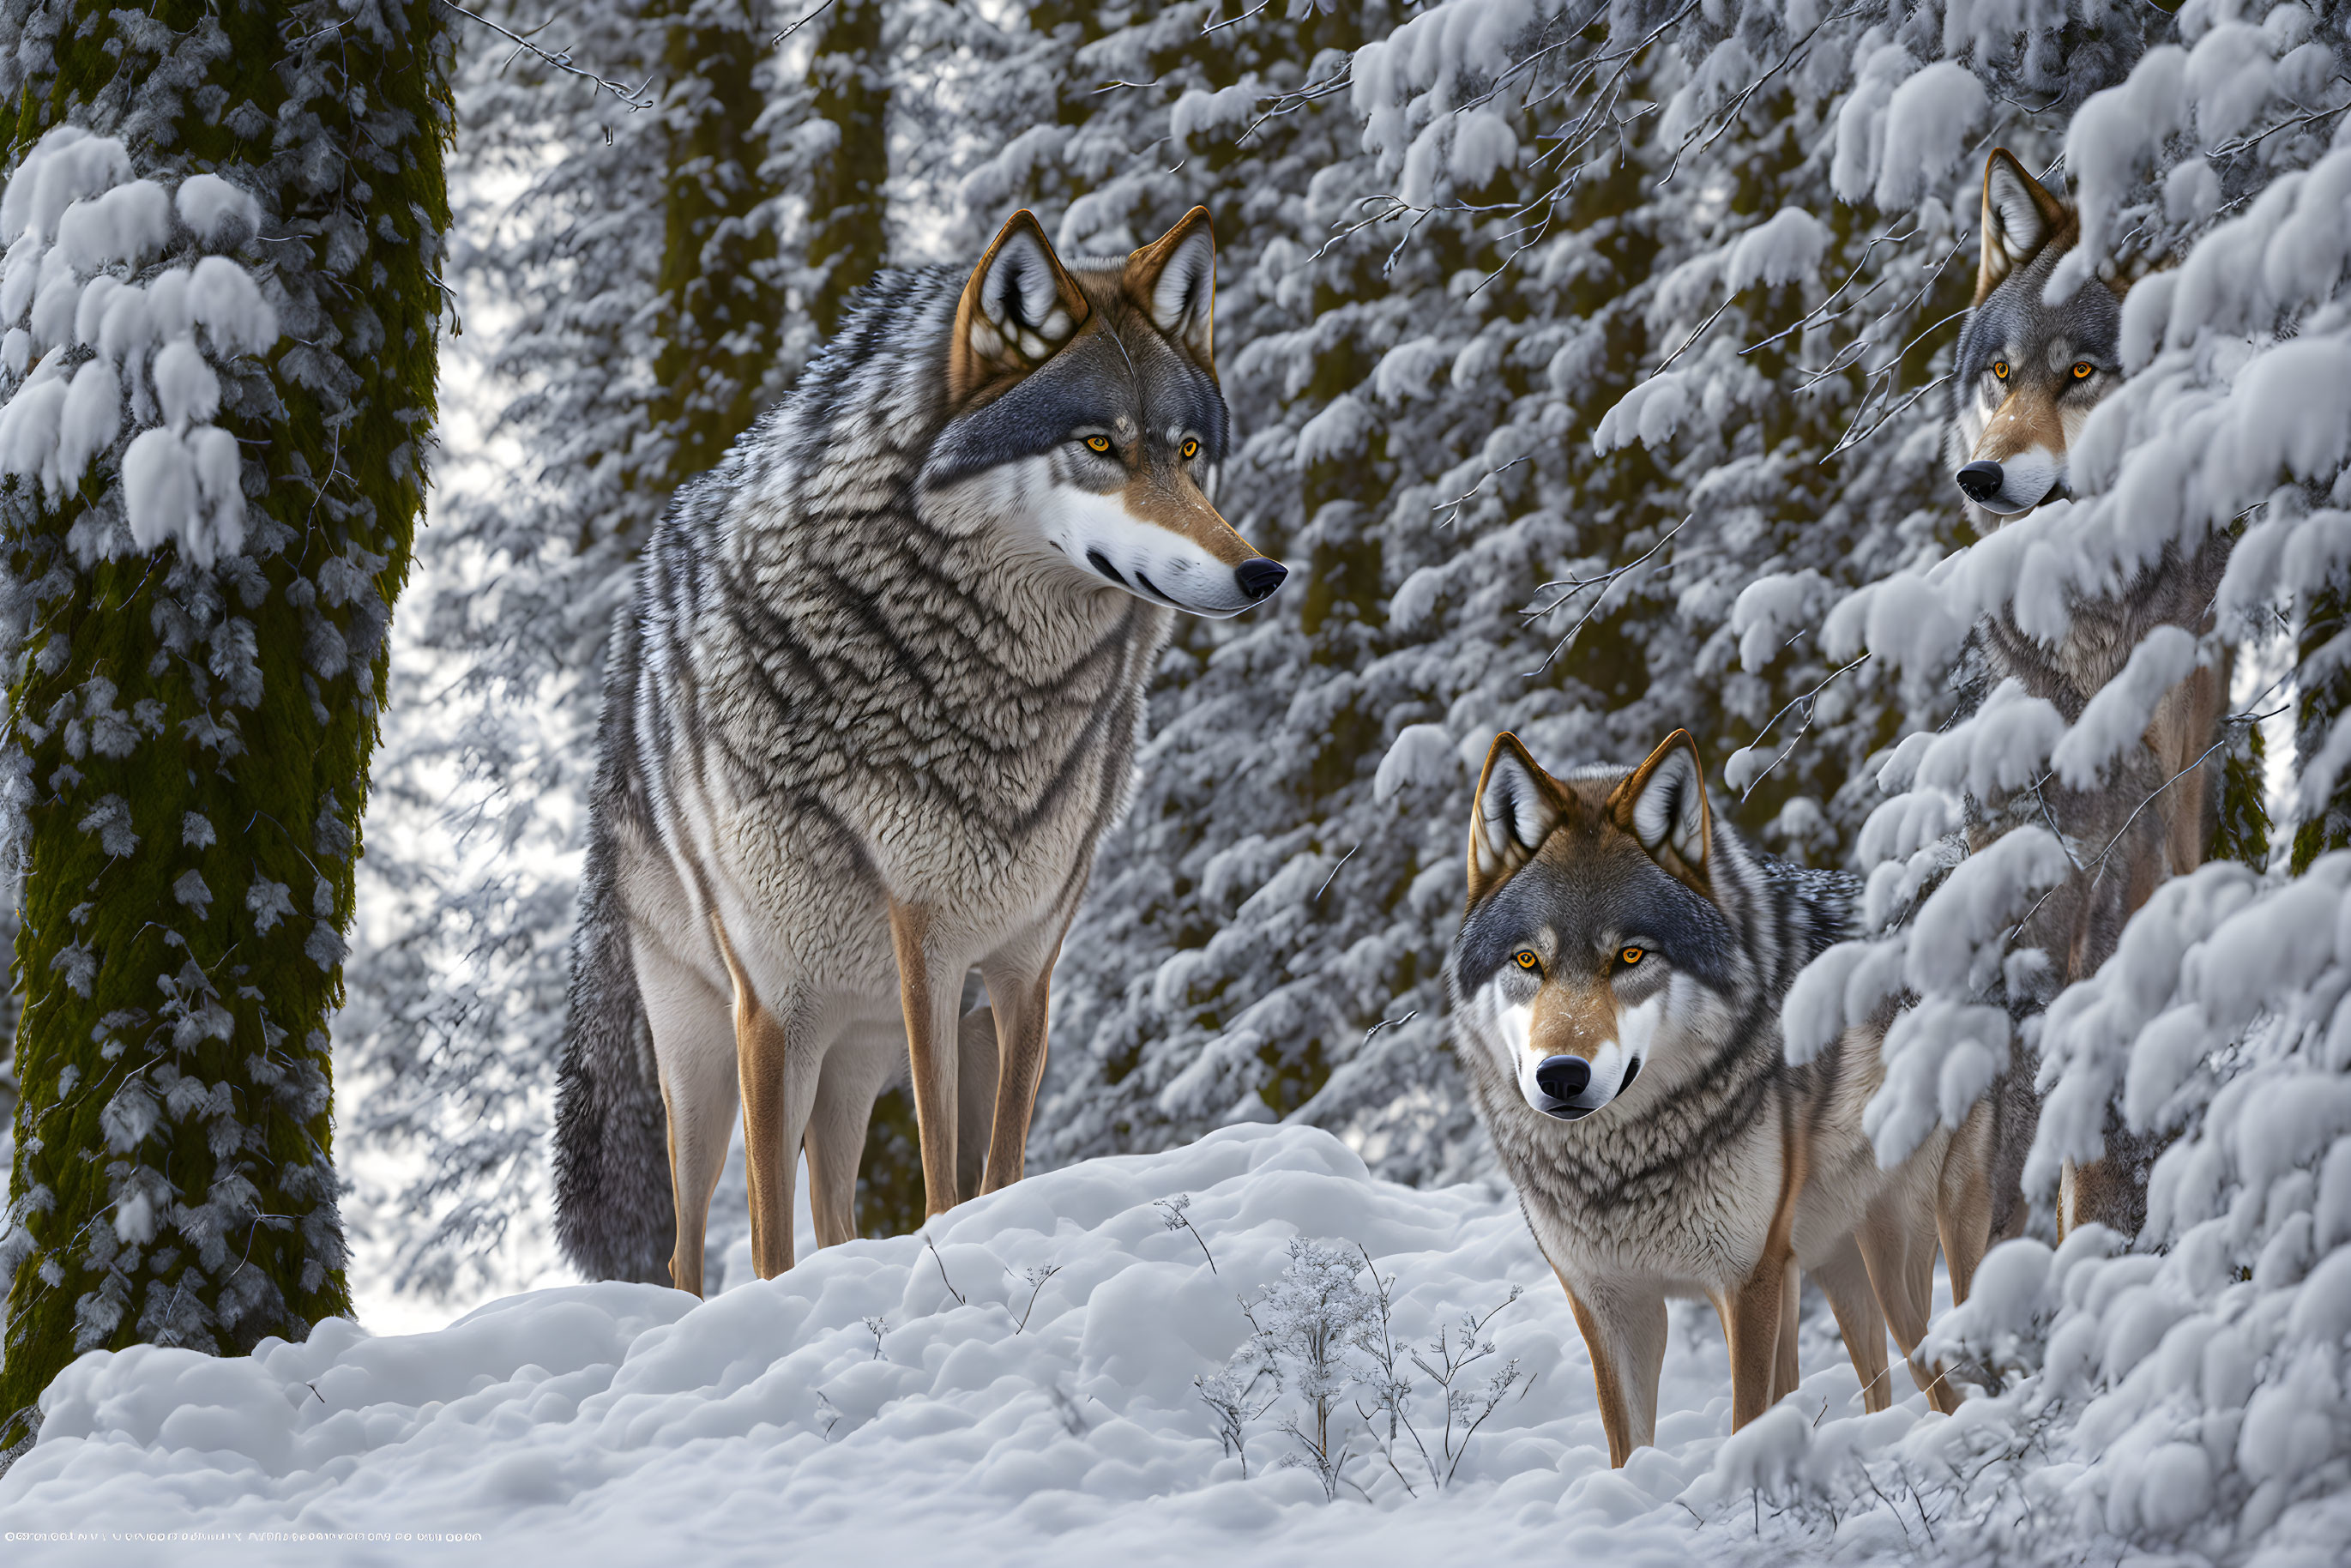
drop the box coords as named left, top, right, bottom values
left=1, top=1125, right=1943, bottom=1565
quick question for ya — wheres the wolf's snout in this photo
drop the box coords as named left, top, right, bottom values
left=1235, top=558, right=1287, bottom=602
left=1535, top=1055, right=1590, bottom=1101
left=1956, top=461, right=2004, bottom=503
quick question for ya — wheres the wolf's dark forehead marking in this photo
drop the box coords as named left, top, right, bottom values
left=1957, top=245, right=2119, bottom=379
left=926, top=316, right=1227, bottom=486
left=1458, top=836, right=1739, bottom=990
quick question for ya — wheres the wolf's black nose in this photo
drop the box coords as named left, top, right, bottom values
left=1956, top=461, right=2004, bottom=503
left=1235, top=558, right=1287, bottom=601
left=1535, top=1055, right=1590, bottom=1101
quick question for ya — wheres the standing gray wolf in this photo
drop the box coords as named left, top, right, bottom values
left=1948, top=149, right=2227, bottom=1237
left=554, top=208, right=1287, bottom=1291
left=1449, top=731, right=2018, bottom=1465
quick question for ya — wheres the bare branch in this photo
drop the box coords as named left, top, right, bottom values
left=437, top=0, right=656, bottom=111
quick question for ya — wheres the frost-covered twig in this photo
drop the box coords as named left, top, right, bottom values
left=860, top=1314, right=887, bottom=1360
left=1014, top=1263, right=1062, bottom=1333
left=922, top=1232, right=967, bottom=1306
left=1519, top=517, right=1689, bottom=678
left=1430, top=456, right=1528, bottom=529
left=435, top=0, right=655, bottom=111
left=769, top=0, right=833, bottom=47
left=1312, top=844, right=1358, bottom=902
left=1734, top=654, right=1872, bottom=801
left=1154, top=1194, right=1219, bottom=1276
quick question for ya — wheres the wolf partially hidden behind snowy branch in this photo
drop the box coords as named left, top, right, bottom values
left=553, top=209, right=1289, bottom=1290
left=1449, top=731, right=2026, bottom=1467
left=1947, top=149, right=2235, bottom=1239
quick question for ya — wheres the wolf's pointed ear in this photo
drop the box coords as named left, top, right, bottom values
left=1468, top=733, right=1567, bottom=906
left=1976, top=149, right=2070, bottom=305
left=1124, top=207, right=1215, bottom=362
left=1607, top=731, right=1712, bottom=891
left=950, top=210, right=1091, bottom=405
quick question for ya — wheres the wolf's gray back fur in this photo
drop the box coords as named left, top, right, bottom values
left=553, top=246, right=1233, bottom=1280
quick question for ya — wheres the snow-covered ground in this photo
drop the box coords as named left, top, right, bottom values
left=2, top=1125, right=1976, bottom=1565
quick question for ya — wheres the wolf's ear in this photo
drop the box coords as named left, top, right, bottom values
left=1976, top=149, right=2070, bottom=305
left=1124, top=207, right=1215, bottom=362
left=950, top=210, right=1091, bottom=405
left=1468, top=733, right=1566, bottom=906
left=1607, top=731, right=1711, bottom=890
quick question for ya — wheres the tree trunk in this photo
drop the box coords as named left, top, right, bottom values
left=0, top=0, right=447, bottom=1457
left=804, top=0, right=890, bottom=338
left=649, top=0, right=789, bottom=490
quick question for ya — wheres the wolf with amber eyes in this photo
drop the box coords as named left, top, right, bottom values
left=1947, top=148, right=2231, bottom=1241
left=1448, top=731, right=2028, bottom=1467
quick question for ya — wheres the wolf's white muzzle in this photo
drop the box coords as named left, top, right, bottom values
left=1494, top=993, right=1660, bottom=1122
left=1038, top=489, right=1281, bottom=618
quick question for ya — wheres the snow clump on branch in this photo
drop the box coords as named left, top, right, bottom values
left=0, top=126, right=276, bottom=570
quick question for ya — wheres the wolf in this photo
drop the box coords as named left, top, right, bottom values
left=1449, top=731, right=2019, bottom=1466
left=553, top=208, right=1287, bottom=1292
left=1948, top=149, right=2230, bottom=1236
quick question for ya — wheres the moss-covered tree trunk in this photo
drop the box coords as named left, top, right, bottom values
left=0, top=0, right=446, bottom=1456
left=803, top=0, right=889, bottom=338
left=648, top=0, right=788, bottom=491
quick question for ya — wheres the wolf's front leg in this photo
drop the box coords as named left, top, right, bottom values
left=1556, top=1270, right=1667, bottom=1467
left=889, top=900, right=964, bottom=1218
left=1720, top=1241, right=1797, bottom=1432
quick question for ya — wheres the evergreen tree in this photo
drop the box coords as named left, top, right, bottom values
left=0, top=0, right=447, bottom=1451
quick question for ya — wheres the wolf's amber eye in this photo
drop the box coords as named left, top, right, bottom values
left=2071, top=361, right=2095, bottom=380
left=1513, top=950, right=1540, bottom=972
left=1992, top=360, right=2010, bottom=381
left=1083, top=435, right=1113, bottom=455
left=1181, top=437, right=1201, bottom=461
left=1620, top=946, right=1645, bottom=966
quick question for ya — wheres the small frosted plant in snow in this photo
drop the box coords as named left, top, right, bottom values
left=860, top=1315, right=887, bottom=1360
left=1154, top=1192, right=1218, bottom=1274
left=1198, top=1237, right=1524, bottom=1501
left=1245, top=1237, right=1380, bottom=1499
left=1012, top=1263, right=1061, bottom=1332
left=1353, top=1248, right=1524, bottom=1497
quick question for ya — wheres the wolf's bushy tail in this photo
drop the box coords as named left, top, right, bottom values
left=553, top=806, right=675, bottom=1283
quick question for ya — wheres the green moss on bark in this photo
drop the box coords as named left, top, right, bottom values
left=0, top=0, right=447, bottom=1452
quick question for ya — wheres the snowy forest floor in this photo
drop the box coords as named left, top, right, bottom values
left=3, top=1124, right=2149, bottom=1567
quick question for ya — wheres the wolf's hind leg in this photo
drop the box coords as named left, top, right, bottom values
left=1557, top=1271, right=1667, bottom=1468
left=1813, top=1234, right=1891, bottom=1413
left=805, top=1030, right=901, bottom=1249
left=1938, top=1101, right=1996, bottom=1306
left=980, top=941, right=1061, bottom=1193
left=1856, top=1195, right=1962, bottom=1415
left=955, top=1005, right=999, bottom=1205
left=642, top=961, right=736, bottom=1299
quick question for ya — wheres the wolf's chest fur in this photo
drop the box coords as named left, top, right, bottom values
left=1471, top=1027, right=1885, bottom=1288
left=630, top=462, right=1170, bottom=984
